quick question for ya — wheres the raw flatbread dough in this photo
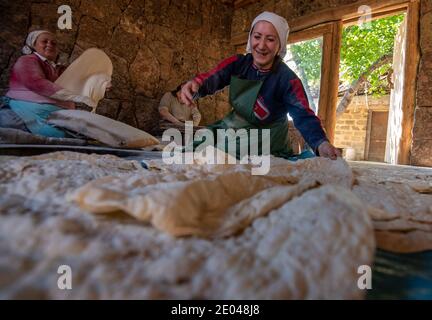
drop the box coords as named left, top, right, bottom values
left=55, top=48, right=112, bottom=109
left=1, top=152, right=430, bottom=298
left=375, top=230, right=432, bottom=253
left=48, top=110, right=159, bottom=148
left=351, top=161, right=432, bottom=253
left=68, top=172, right=318, bottom=237
left=68, top=156, right=354, bottom=237
left=67, top=156, right=432, bottom=252
left=0, top=153, right=374, bottom=299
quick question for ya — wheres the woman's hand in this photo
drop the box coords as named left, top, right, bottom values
left=317, top=141, right=341, bottom=160
left=180, top=80, right=200, bottom=107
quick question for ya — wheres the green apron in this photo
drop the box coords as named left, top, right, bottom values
left=199, top=75, right=293, bottom=159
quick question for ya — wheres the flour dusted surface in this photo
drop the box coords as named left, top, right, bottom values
left=1, top=152, right=376, bottom=299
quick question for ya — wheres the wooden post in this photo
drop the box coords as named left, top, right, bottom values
left=397, top=0, right=420, bottom=164
left=318, top=21, right=343, bottom=143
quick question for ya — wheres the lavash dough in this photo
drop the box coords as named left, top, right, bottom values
left=1, top=152, right=431, bottom=299
left=0, top=152, right=374, bottom=299
left=68, top=154, right=354, bottom=238
left=350, top=162, right=432, bottom=253
left=55, top=48, right=112, bottom=110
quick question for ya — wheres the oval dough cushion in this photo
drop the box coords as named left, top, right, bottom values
left=48, top=109, right=159, bottom=148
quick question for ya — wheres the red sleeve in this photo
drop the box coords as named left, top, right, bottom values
left=12, top=55, right=63, bottom=97
left=193, top=55, right=240, bottom=97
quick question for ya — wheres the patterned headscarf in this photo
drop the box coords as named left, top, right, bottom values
left=21, top=30, right=52, bottom=55
left=246, top=11, right=290, bottom=59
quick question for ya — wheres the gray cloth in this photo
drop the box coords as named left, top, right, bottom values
left=0, top=127, right=87, bottom=145
left=0, top=100, right=30, bottom=132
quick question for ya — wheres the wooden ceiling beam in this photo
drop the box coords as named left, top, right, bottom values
left=234, top=0, right=258, bottom=9
left=231, top=0, right=410, bottom=46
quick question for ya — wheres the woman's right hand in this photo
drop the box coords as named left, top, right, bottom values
left=180, top=80, right=200, bottom=107
left=317, top=141, right=341, bottom=160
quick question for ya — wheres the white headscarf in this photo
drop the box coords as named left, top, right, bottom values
left=246, top=11, right=290, bottom=59
left=22, top=30, right=52, bottom=55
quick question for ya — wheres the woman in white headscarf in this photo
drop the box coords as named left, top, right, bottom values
left=1, top=30, right=112, bottom=138
left=180, top=12, right=340, bottom=160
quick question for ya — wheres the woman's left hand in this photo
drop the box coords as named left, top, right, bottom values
left=317, top=141, right=341, bottom=160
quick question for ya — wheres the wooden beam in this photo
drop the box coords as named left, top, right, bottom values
left=317, top=32, right=332, bottom=135
left=234, top=0, right=257, bottom=9
left=317, top=21, right=343, bottom=143
left=287, top=24, right=332, bottom=44
left=235, top=45, right=246, bottom=54
left=231, top=0, right=410, bottom=47
left=289, top=0, right=409, bottom=33
left=343, top=7, right=407, bottom=27
left=398, top=0, right=420, bottom=164
left=232, top=23, right=332, bottom=46
left=231, top=32, right=248, bottom=46
left=231, top=32, right=247, bottom=46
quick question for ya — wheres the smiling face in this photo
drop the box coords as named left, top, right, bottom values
left=33, top=32, right=58, bottom=61
left=250, top=21, right=280, bottom=70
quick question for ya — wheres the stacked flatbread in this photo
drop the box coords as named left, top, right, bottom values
left=350, top=162, right=432, bottom=253
left=0, top=152, right=375, bottom=299
left=1, top=151, right=431, bottom=299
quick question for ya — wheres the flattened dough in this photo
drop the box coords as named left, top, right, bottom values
left=351, top=161, right=432, bottom=252
left=55, top=48, right=112, bottom=108
left=68, top=157, right=354, bottom=237
left=0, top=153, right=374, bottom=299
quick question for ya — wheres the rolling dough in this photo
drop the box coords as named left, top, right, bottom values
left=55, top=48, right=112, bottom=110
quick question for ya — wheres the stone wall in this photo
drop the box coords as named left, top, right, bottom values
left=232, top=0, right=432, bottom=166
left=412, top=0, right=432, bottom=167
left=0, top=0, right=235, bottom=134
left=334, top=95, right=389, bottom=161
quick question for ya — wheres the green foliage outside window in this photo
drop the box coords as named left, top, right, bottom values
left=288, top=14, right=405, bottom=96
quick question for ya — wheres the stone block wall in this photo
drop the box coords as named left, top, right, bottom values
left=0, top=0, right=235, bottom=134
left=412, top=0, right=432, bottom=166
left=334, top=95, right=389, bottom=160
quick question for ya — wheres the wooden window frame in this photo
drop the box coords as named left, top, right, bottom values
left=286, top=23, right=342, bottom=142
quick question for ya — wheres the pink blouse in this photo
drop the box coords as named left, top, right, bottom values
left=6, top=54, right=75, bottom=109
